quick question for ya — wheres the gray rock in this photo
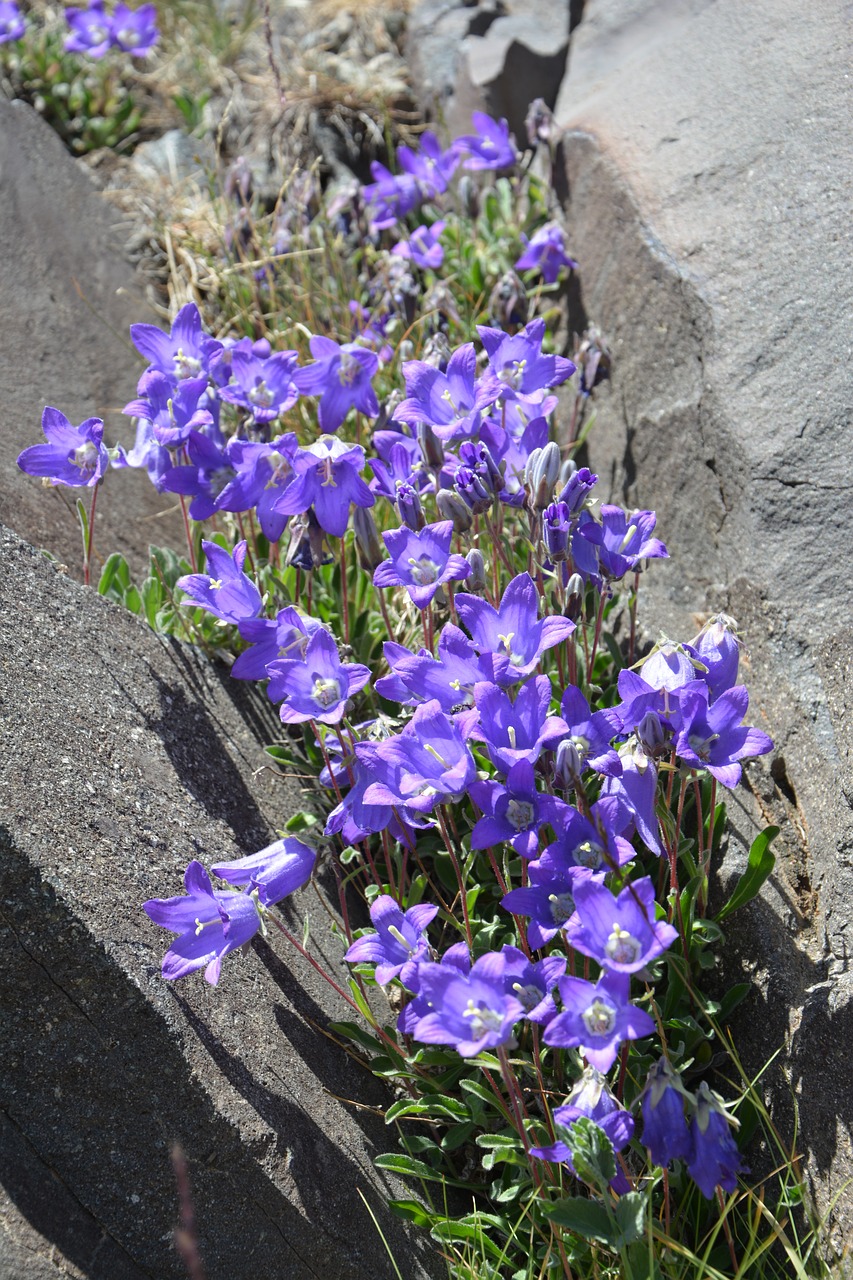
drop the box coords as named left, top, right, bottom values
left=130, top=128, right=215, bottom=187
left=555, top=0, right=853, bottom=1244
left=0, top=99, right=183, bottom=577
left=406, top=0, right=571, bottom=141
left=0, top=524, right=440, bottom=1279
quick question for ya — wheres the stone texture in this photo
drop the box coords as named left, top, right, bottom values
left=0, top=524, right=440, bottom=1280
left=555, top=0, right=853, bottom=1247
left=0, top=98, right=183, bottom=577
left=406, top=0, right=573, bottom=140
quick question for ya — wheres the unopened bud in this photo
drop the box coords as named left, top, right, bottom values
left=465, top=549, right=486, bottom=593
left=352, top=505, right=384, bottom=572
left=558, top=465, right=598, bottom=516
left=456, top=174, right=479, bottom=219
left=564, top=572, right=585, bottom=621
left=396, top=481, right=426, bottom=531
left=555, top=739, right=582, bottom=790
left=421, top=332, right=451, bottom=370
left=417, top=421, right=445, bottom=470
left=525, top=440, right=561, bottom=511
left=636, top=711, right=665, bottom=758
left=488, top=269, right=528, bottom=330
left=454, top=466, right=492, bottom=515
left=543, top=501, right=571, bottom=562
left=436, top=487, right=473, bottom=533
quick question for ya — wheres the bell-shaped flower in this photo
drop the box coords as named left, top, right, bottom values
left=344, top=895, right=439, bottom=986
left=266, top=627, right=370, bottom=726
left=675, top=683, right=773, bottom=788
left=218, top=348, right=300, bottom=423
left=564, top=875, right=678, bottom=973
left=478, top=318, right=575, bottom=401
left=470, top=759, right=569, bottom=860
left=0, top=3, right=25, bottom=43
left=394, top=342, right=499, bottom=444
left=640, top=1058, right=694, bottom=1168
left=232, top=606, right=321, bottom=681
left=408, top=961, right=525, bottom=1058
left=292, top=335, right=379, bottom=433
left=468, top=676, right=567, bottom=773
left=455, top=113, right=517, bottom=171
left=531, top=1067, right=635, bottom=1194
left=456, top=573, right=574, bottom=684
left=501, top=864, right=592, bottom=951
left=130, top=302, right=222, bottom=385
left=473, top=945, right=565, bottom=1025
left=275, top=435, right=374, bottom=538
left=362, top=700, right=477, bottom=814
left=177, top=539, right=262, bottom=625
left=123, top=371, right=213, bottom=449
left=212, top=837, right=315, bottom=907
left=17, top=407, right=109, bottom=488
left=544, top=970, right=655, bottom=1073
left=687, top=613, right=742, bottom=702
left=216, top=435, right=298, bottom=543
left=143, top=860, right=265, bottom=985
left=515, top=221, right=578, bottom=286
left=373, top=520, right=471, bottom=609
left=110, top=2, right=158, bottom=53
left=687, top=1083, right=743, bottom=1198
left=64, top=2, right=111, bottom=55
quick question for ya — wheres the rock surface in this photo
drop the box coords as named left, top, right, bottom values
left=406, top=0, right=573, bottom=140
left=555, top=0, right=852, bottom=1246
left=0, top=524, right=439, bottom=1280
left=0, top=98, right=182, bottom=577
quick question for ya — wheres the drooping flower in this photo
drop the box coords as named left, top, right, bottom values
left=544, top=970, right=655, bottom=1072
left=640, top=1058, right=694, bottom=1167
left=176, top=539, right=262, bottom=625
left=687, top=1083, right=744, bottom=1198
left=211, top=837, right=316, bottom=907
left=292, top=335, right=379, bottom=433
left=687, top=614, right=742, bottom=702
left=373, top=520, right=472, bottom=609
left=564, top=875, right=678, bottom=973
left=266, top=627, right=370, bottom=726
left=143, top=860, right=265, bottom=985
left=344, top=895, right=439, bottom=986
left=17, top=407, right=109, bottom=488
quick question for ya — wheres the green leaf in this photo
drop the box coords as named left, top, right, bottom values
left=374, top=1154, right=469, bottom=1188
left=614, top=1192, right=646, bottom=1246
left=385, top=1096, right=467, bottom=1125
left=544, top=1196, right=616, bottom=1248
left=387, top=1198, right=433, bottom=1228
left=717, top=826, right=779, bottom=921
left=718, top=981, right=752, bottom=1020
left=97, top=551, right=125, bottom=596
left=563, top=1117, right=616, bottom=1191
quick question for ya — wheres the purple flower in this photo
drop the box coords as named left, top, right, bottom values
left=373, top=520, right=472, bottom=609
left=531, top=1067, right=635, bottom=1193
left=17, top=407, right=109, bottom=488
left=640, top=1059, right=693, bottom=1167
left=218, top=348, right=300, bottom=423
left=216, top=435, right=299, bottom=542
left=392, top=221, right=446, bottom=271
left=292, top=336, right=379, bottom=433
left=344, top=895, right=439, bottom=986
left=470, top=676, right=568, bottom=773
left=377, top=623, right=503, bottom=711
left=515, top=221, right=578, bottom=285
left=211, top=837, right=316, bottom=907
left=160, top=428, right=234, bottom=521
left=64, top=3, right=111, bottom=56
left=266, top=627, right=370, bottom=726
left=478, top=319, right=575, bottom=400
left=455, top=113, right=517, bottom=171
left=558, top=684, right=622, bottom=780
left=599, top=751, right=663, bottom=856
left=455, top=573, right=575, bottom=684
left=363, top=163, right=421, bottom=231
left=395, top=343, right=499, bottom=444
left=130, top=303, right=222, bottom=384
left=0, top=2, right=25, bottom=42
left=177, top=539, right=262, bottom=624
left=397, top=941, right=470, bottom=1036
left=110, top=3, right=158, bottom=54
left=687, top=1083, right=743, bottom=1198
left=408, top=961, right=524, bottom=1057
left=362, top=700, right=477, bottom=814
left=398, top=130, right=459, bottom=194
left=470, top=759, right=569, bottom=860
left=577, top=505, right=668, bottom=581
left=123, top=371, right=213, bottom=449
left=232, top=606, right=320, bottom=680
left=501, top=864, right=592, bottom=951
left=539, top=801, right=635, bottom=875
left=275, top=435, right=374, bottom=538
left=143, top=860, right=264, bottom=985
left=565, top=875, right=678, bottom=973
left=544, top=970, right=655, bottom=1072
left=675, top=683, right=773, bottom=788
left=688, top=614, right=741, bottom=702
left=473, top=945, right=565, bottom=1024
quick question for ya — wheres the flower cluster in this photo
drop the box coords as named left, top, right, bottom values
left=65, top=1, right=158, bottom=57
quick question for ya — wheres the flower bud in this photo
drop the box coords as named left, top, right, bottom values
left=488, top=269, right=528, bottom=330
left=543, top=501, right=571, bottom=562
left=525, top=98, right=560, bottom=148
left=352, top=505, right=384, bottom=572
left=396, top=481, right=426, bottom=531
left=637, top=711, right=666, bottom=758
left=555, top=739, right=582, bottom=790
left=525, top=440, right=561, bottom=512
left=454, top=466, right=492, bottom=515
left=465, top=548, right=486, bottom=593
left=436, top=487, right=473, bottom=533
left=558, top=464, right=598, bottom=517
left=286, top=512, right=330, bottom=571
left=574, top=326, right=611, bottom=397
left=564, top=571, right=585, bottom=621
left=417, top=421, right=445, bottom=470
left=456, top=173, right=479, bottom=219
